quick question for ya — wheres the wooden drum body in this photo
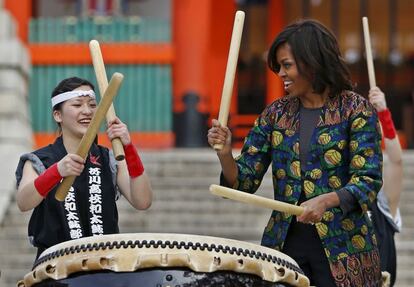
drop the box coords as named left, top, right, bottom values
left=18, top=233, right=310, bottom=287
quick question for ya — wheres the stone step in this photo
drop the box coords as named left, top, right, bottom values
left=401, top=168, right=414, bottom=175
left=395, top=228, right=414, bottom=241
left=0, top=239, right=35, bottom=254
left=400, top=192, right=414, bottom=202
left=150, top=176, right=221, bottom=186
left=396, top=241, right=414, bottom=249
left=0, top=226, right=29, bottom=239
left=144, top=162, right=222, bottom=177
left=119, top=213, right=269, bottom=229
left=0, top=253, right=35, bottom=269
left=148, top=176, right=272, bottom=188
left=401, top=183, right=414, bottom=193
left=396, top=255, right=414, bottom=268
left=395, top=278, right=414, bottom=287
left=0, top=268, right=30, bottom=287
left=1, top=214, right=30, bottom=226
left=395, top=270, right=414, bottom=281
left=396, top=221, right=414, bottom=229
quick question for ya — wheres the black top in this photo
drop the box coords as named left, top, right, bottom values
left=285, top=105, right=321, bottom=246
left=299, top=104, right=321, bottom=172
left=16, top=137, right=119, bottom=251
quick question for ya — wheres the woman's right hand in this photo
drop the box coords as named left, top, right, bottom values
left=57, top=154, right=85, bottom=177
left=207, top=119, right=232, bottom=156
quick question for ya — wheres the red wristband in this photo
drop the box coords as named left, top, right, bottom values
left=34, top=163, right=62, bottom=197
left=124, top=143, right=144, bottom=178
left=378, top=109, right=397, bottom=139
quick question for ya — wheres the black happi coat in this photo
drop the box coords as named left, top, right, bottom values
left=25, top=137, right=119, bottom=250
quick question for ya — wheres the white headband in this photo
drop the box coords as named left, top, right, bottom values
left=51, top=90, right=96, bottom=108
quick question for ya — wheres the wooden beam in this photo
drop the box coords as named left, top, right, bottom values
left=29, top=43, right=174, bottom=65
left=33, top=131, right=175, bottom=149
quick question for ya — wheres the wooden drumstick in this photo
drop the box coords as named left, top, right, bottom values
left=214, top=11, right=245, bottom=151
left=362, top=17, right=376, bottom=89
left=209, top=184, right=304, bottom=216
left=89, top=39, right=125, bottom=161
left=55, top=73, right=124, bottom=201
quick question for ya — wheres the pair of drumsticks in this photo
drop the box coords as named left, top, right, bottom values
left=210, top=15, right=378, bottom=217
left=55, top=40, right=125, bottom=201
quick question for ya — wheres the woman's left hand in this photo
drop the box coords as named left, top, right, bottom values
left=106, top=117, right=131, bottom=145
left=368, top=87, right=387, bottom=112
left=296, top=195, right=328, bottom=224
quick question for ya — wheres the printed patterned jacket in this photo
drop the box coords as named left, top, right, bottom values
left=231, top=91, right=383, bottom=286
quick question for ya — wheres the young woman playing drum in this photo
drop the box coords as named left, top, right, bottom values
left=15, top=77, right=152, bottom=258
left=208, top=19, right=383, bottom=286
left=368, top=86, right=403, bottom=287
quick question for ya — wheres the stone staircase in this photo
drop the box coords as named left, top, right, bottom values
left=395, top=152, right=414, bottom=287
left=0, top=149, right=413, bottom=286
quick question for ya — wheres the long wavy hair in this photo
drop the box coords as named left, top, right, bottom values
left=267, top=19, right=353, bottom=96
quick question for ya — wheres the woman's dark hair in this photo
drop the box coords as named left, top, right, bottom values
left=51, top=77, right=95, bottom=111
left=267, top=19, right=353, bottom=95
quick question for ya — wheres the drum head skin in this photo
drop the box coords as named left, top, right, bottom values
left=18, top=233, right=310, bottom=287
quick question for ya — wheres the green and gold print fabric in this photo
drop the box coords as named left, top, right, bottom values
left=230, top=91, right=383, bottom=286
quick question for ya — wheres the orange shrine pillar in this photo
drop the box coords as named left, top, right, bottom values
left=172, top=0, right=236, bottom=147
left=266, top=0, right=285, bottom=104
left=207, top=0, right=238, bottom=121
